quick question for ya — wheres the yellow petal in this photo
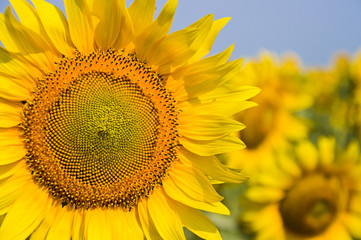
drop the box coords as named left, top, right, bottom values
left=318, top=137, right=335, bottom=166
left=324, top=222, right=353, bottom=240
left=0, top=182, right=50, bottom=240
left=148, top=187, right=185, bottom=240
left=29, top=205, right=58, bottom=240
left=169, top=161, right=223, bottom=202
left=170, top=201, right=222, bottom=240
left=181, top=134, right=245, bottom=156
left=171, top=44, right=234, bottom=79
left=348, top=193, right=361, bottom=214
left=137, top=199, right=163, bottom=240
left=343, top=213, right=361, bottom=238
left=85, top=209, right=112, bottom=240
left=163, top=177, right=230, bottom=215
left=46, top=207, right=73, bottom=240
left=106, top=209, right=144, bottom=240
left=278, top=153, right=302, bottom=178
left=172, top=58, right=243, bottom=101
left=0, top=127, right=26, bottom=165
left=134, top=0, right=177, bottom=60
left=9, top=0, right=45, bottom=36
left=149, top=28, right=201, bottom=71
left=149, top=14, right=213, bottom=72
left=128, top=0, right=156, bottom=36
left=179, top=149, right=246, bottom=183
left=0, top=161, right=21, bottom=180
left=111, top=0, right=134, bottom=49
left=0, top=75, right=32, bottom=101
left=91, top=0, right=122, bottom=49
left=0, top=166, right=30, bottom=215
left=200, top=85, right=260, bottom=103
left=0, top=99, right=22, bottom=127
left=0, top=8, right=58, bottom=71
left=245, top=186, right=285, bottom=203
left=188, top=17, right=231, bottom=63
left=296, top=140, right=318, bottom=172
left=71, top=211, right=86, bottom=240
left=31, top=0, right=74, bottom=56
left=0, top=47, right=40, bottom=85
left=64, top=0, right=94, bottom=53
left=180, top=100, right=257, bottom=118
left=179, top=114, right=244, bottom=140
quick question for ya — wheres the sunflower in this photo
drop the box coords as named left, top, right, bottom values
left=226, top=52, right=311, bottom=174
left=305, top=53, right=358, bottom=138
left=0, top=0, right=258, bottom=239
left=239, top=137, right=361, bottom=240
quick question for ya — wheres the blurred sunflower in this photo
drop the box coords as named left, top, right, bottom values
left=0, top=0, right=258, bottom=239
left=305, top=54, right=359, bottom=138
left=240, top=137, right=361, bottom=240
left=342, top=51, right=361, bottom=140
left=226, top=52, right=311, bottom=174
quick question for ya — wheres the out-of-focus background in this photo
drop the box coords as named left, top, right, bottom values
left=1, top=0, right=361, bottom=66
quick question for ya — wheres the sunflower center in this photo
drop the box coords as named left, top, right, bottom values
left=22, top=50, right=179, bottom=210
left=279, top=174, right=340, bottom=237
left=48, top=72, right=159, bottom=186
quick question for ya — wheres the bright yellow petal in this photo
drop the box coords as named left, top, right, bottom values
left=0, top=8, right=58, bottom=71
left=172, top=58, right=243, bottom=101
left=46, top=207, right=73, bottom=240
left=179, top=114, right=244, bottom=140
left=91, top=0, right=122, bottom=49
left=179, top=149, right=246, bottom=183
left=180, top=100, right=257, bottom=118
left=71, top=211, right=85, bottom=240
left=137, top=199, right=163, bottom=240
left=199, top=85, right=260, bottom=103
left=110, top=0, right=134, bottom=49
left=188, top=17, right=231, bottom=63
left=9, top=0, right=45, bottom=36
left=170, top=200, right=222, bottom=240
left=31, top=0, right=74, bottom=56
left=163, top=176, right=230, bottom=215
left=0, top=161, right=21, bottom=180
left=0, top=182, right=50, bottom=240
left=171, top=43, right=234, bottom=80
left=85, top=209, right=112, bottom=240
left=0, top=127, right=26, bottom=165
left=134, top=0, right=177, bottom=60
left=106, top=209, right=144, bottom=239
left=29, top=205, right=57, bottom=240
left=0, top=165, right=30, bottom=215
left=0, top=99, right=22, bottom=127
left=0, top=75, right=32, bottom=101
left=64, top=0, right=94, bottom=53
left=149, top=14, right=213, bottom=72
left=0, top=47, right=40, bottom=85
left=181, top=134, right=245, bottom=156
left=128, top=0, right=156, bottom=36
left=169, top=161, right=223, bottom=202
left=148, top=187, right=185, bottom=240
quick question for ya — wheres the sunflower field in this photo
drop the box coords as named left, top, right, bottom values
left=0, top=0, right=360, bottom=240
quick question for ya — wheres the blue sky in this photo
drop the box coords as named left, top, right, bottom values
left=1, top=0, right=360, bottom=67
